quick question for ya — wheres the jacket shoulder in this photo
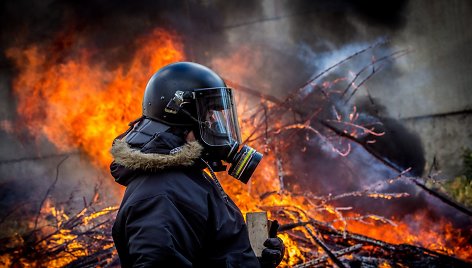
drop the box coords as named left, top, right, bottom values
left=120, top=169, right=211, bottom=217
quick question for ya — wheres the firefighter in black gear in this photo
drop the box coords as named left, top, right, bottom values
left=110, top=62, right=285, bottom=267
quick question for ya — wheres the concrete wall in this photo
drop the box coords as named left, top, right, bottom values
left=390, top=0, right=472, bottom=177
left=213, top=0, right=472, bottom=177
left=402, top=114, right=472, bottom=178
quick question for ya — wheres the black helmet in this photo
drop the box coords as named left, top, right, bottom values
left=142, top=62, right=226, bottom=126
left=140, top=61, right=263, bottom=184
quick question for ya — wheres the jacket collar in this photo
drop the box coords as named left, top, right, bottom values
left=110, top=138, right=203, bottom=171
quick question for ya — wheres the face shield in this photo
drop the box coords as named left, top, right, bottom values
left=166, top=87, right=262, bottom=184
left=194, top=88, right=241, bottom=147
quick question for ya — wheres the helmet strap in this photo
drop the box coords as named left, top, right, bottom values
left=179, top=108, right=200, bottom=124
left=164, top=90, right=195, bottom=114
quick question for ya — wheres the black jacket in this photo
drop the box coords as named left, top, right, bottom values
left=110, top=131, right=260, bottom=267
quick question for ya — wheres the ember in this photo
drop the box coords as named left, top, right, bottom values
left=1, top=23, right=471, bottom=268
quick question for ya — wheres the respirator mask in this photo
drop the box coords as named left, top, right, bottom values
left=165, top=87, right=263, bottom=184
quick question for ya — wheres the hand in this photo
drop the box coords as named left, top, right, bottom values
left=259, top=237, right=285, bottom=268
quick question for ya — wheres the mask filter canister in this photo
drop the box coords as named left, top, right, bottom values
left=227, top=144, right=263, bottom=184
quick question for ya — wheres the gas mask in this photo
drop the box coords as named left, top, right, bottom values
left=165, top=87, right=263, bottom=184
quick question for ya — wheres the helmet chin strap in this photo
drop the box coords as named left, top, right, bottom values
left=179, top=108, right=200, bottom=124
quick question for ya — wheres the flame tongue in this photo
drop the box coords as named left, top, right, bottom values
left=6, top=29, right=184, bottom=167
left=5, top=29, right=472, bottom=267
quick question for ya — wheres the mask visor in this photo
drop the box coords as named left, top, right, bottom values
left=195, top=87, right=242, bottom=147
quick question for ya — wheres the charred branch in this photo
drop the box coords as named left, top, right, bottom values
left=408, top=177, right=472, bottom=217
left=292, top=244, right=362, bottom=268
left=0, top=186, right=118, bottom=267
left=33, top=156, right=69, bottom=232
left=226, top=80, right=283, bottom=105
left=341, top=48, right=411, bottom=103
left=303, top=225, right=348, bottom=268
left=279, top=219, right=472, bottom=267
left=321, top=119, right=472, bottom=217
left=400, top=109, right=472, bottom=121
left=0, top=152, right=80, bottom=165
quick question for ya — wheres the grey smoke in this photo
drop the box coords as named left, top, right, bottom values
left=0, top=0, right=471, bottom=240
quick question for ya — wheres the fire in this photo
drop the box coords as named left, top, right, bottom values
left=5, top=27, right=472, bottom=267
left=227, top=108, right=472, bottom=264
left=344, top=213, right=472, bottom=260
left=379, top=262, right=392, bottom=268
left=6, top=28, right=184, bottom=167
left=279, top=233, right=308, bottom=266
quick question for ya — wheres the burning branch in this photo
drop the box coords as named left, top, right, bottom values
left=277, top=217, right=471, bottom=267
left=4, top=39, right=470, bottom=267
left=321, top=119, right=472, bottom=217
left=303, top=225, right=347, bottom=268
left=405, top=176, right=472, bottom=217
left=34, top=156, right=69, bottom=231
left=292, top=244, right=363, bottom=268
left=256, top=163, right=471, bottom=266
left=0, top=187, right=118, bottom=267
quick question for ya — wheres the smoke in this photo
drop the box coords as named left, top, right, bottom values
left=0, top=0, right=471, bottom=242
left=285, top=0, right=408, bottom=46
left=0, top=0, right=221, bottom=66
left=0, top=0, right=410, bottom=105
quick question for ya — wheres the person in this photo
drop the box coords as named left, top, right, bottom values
left=110, top=62, right=285, bottom=267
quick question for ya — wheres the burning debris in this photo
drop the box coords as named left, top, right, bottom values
left=1, top=26, right=471, bottom=268
left=223, top=42, right=472, bottom=266
left=0, top=168, right=118, bottom=268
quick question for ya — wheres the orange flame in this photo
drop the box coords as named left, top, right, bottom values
left=6, top=28, right=184, bottom=167
left=6, top=29, right=472, bottom=267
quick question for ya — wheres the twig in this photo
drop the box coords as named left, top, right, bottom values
left=33, top=156, right=69, bottom=231
left=407, top=176, right=472, bottom=217
left=279, top=221, right=312, bottom=232
left=323, top=120, right=385, bottom=137
left=303, top=225, right=347, bottom=268
left=226, top=80, right=283, bottom=105
left=322, top=119, right=472, bottom=217
left=0, top=152, right=80, bottom=165
left=341, top=49, right=410, bottom=100
left=295, top=40, right=389, bottom=97
left=0, top=201, right=28, bottom=225
left=292, top=244, right=363, bottom=268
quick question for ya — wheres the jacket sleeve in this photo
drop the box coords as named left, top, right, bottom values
left=124, top=194, right=204, bottom=267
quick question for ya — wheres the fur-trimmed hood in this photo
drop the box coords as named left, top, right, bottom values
left=111, top=138, right=203, bottom=171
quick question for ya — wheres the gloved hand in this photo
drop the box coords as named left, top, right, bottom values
left=259, top=237, right=285, bottom=267
left=259, top=220, right=285, bottom=267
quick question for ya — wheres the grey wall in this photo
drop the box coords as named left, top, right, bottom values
left=389, top=0, right=472, bottom=177
left=208, top=0, right=472, bottom=178
left=402, top=114, right=472, bottom=178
